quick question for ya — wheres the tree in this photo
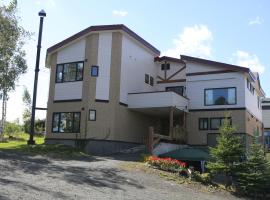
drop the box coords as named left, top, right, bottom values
left=236, top=141, right=270, bottom=199
left=0, top=0, right=29, bottom=138
left=22, top=87, right=31, bottom=133
left=207, top=114, right=245, bottom=188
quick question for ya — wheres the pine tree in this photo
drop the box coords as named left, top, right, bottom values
left=236, top=141, right=270, bottom=199
left=207, top=114, right=245, bottom=188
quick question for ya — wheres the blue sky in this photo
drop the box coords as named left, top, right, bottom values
left=1, top=0, right=270, bottom=122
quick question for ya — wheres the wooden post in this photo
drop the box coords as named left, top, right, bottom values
left=148, top=126, right=154, bottom=154
left=169, top=107, right=174, bottom=138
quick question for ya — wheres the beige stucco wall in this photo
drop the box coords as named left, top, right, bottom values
left=187, top=110, right=246, bottom=145
left=46, top=32, right=155, bottom=144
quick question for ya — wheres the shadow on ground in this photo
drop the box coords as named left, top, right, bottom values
left=0, top=150, right=144, bottom=198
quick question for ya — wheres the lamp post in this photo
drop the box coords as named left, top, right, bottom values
left=28, top=10, right=46, bottom=145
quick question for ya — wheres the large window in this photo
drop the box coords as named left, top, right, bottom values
left=56, top=62, right=84, bottom=83
left=205, top=87, right=236, bottom=106
left=210, top=117, right=232, bottom=130
left=52, top=112, right=80, bottom=133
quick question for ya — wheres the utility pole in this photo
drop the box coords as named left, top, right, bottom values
left=28, top=10, right=46, bottom=145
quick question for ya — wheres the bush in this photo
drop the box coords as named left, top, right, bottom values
left=192, top=171, right=211, bottom=184
left=4, top=122, right=22, bottom=137
left=147, top=156, right=187, bottom=173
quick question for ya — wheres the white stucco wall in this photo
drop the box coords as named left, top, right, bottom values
left=57, top=39, right=86, bottom=64
left=245, top=78, right=262, bottom=121
left=54, top=82, right=83, bottom=100
left=156, top=61, right=186, bottom=92
left=54, top=39, right=85, bottom=101
left=120, top=34, right=158, bottom=103
left=95, top=32, right=112, bottom=100
left=186, top=69, right=246, bottom=110
left=186, top=61, right=227, bottom=74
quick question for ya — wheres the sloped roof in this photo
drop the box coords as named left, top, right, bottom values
left=181, top=55, right=250, bottom=72
left=154, top=56, right=185, bottom=64
left=46, top=24, right=160, bottom=55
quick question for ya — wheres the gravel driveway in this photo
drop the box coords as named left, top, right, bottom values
left=0, top=150, right=244, bottom=200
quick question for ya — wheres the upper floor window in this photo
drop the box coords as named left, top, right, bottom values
left=56, top=62, right=84, bottom=83
left=145, top=74, right=154, bottom=86
left=247, top=78, right=255, bottom=95
left=166, top=86, right=185, bottom=96
left=150, top=76, right=154, bottom=86
left=161, top=63, right=170, bottom=70
left=145, top=74, right=149, bottom=84
left=91, top=65, right=99, bottom=77
left=205, top=87, right=236, bottom=106
left=52, top=112, right=80, bottom=133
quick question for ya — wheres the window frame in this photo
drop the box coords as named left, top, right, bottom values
left=91, top=65, right=99, bottom=77
left=52, top=112, right=81, bottom=133
left=161, top=63, right=170, bottom=70
left=55, top=61, right=84, bottom=83
left=150, top=76, right=154, bottom=86
left=166, top=86, right=185, bottom=96
left=89, top=109, right=96, bottom=121
left=210, top=117, right=232, bottom=130
left=199, top=118, right=209, bottom=130
left=145, top=74, right=150, bottom=84
left=204, top=87, right=237, bottom=106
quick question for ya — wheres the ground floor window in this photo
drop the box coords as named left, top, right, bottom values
left=52, top=112, right=80, bottom=133
left=199, top=118, right=208, bottom=130
left=210, top=117, right=232, bottom=130
left=89, top=109, right=96, bottom=121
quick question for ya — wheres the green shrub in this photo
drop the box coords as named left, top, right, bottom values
left=4, top=122, right=22, bottom=137
left=192, top=172, right=211, bottom=184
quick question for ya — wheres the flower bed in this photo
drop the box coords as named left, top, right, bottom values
left=147, top=156, right=187, bottom=173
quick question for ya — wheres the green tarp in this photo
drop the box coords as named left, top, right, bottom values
left=159, top=147, right=210, bottom=161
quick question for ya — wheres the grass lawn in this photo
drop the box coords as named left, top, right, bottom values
left=0, top=132, right=88, bottom=157
left=267, top=152, right=270, bottom=162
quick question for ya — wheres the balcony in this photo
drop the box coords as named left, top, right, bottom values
left=127, top=91, right=188, bottom=112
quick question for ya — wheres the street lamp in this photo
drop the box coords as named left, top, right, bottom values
left=28, top=10, right=46, bottom=145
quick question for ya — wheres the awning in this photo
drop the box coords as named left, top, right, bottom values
left=159, top=147, right=210, bottom=161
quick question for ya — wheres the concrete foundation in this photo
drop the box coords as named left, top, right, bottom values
left=45, top=139, right=141, bottom=155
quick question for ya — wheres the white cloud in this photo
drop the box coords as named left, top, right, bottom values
left=162, top=25, right=213, bottom=59
left=248, top=16, right=263, bottom=25
left=112, top=10, right=128, bottom=17
left=233, top=50, right=265, bottom=73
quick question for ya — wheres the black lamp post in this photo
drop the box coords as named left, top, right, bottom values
left=28, top=10, right=46, bottom=145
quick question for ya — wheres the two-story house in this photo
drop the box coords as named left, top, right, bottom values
left=45, top=24, right=265, bottom=154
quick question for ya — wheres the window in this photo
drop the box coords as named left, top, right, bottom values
left=91, top=65, right=99, bottom=77
left=166, top=86, right=185, bottom=96
left=52, top=112, right=80, bottom=133
left=145, top=74, right=149, bottom=84
left=205, top=87, right=236, bottom=106
left=247, top=79, right=255, bottom=95
left=56, top=62, right=84, bottom=83
left=161, top=63, right=170, bottom=70
left=199, top=118, right=208, bottom=130
left=210, top=117, right=232, bottom=130
left=89, top=109, right=96, bottom=121
left=150, top=76, right=154, bottom=86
